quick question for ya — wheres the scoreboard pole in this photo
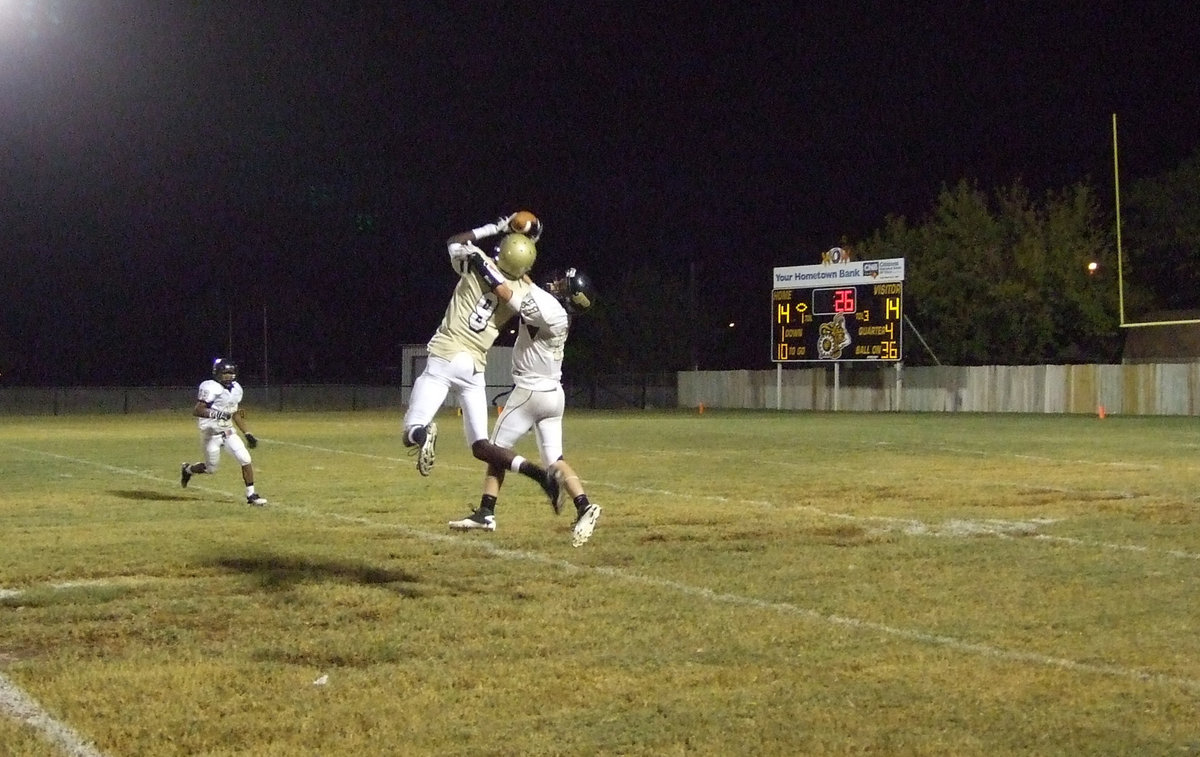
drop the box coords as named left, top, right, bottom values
left=775, top=363, right=781, bottom=410
left=834, top=362, right=840, bottom=411
left=775, top=349, right=899, bottom=410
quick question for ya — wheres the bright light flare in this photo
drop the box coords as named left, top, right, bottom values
left=0, top=0, right=63, bottom=43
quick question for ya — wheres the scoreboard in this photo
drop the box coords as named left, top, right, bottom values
left=771, top=258, right=905, bottom=363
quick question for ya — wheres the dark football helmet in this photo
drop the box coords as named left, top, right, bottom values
left=212, top=358, right=237, bottom=389
left=549, top=267, right=596, bottom=314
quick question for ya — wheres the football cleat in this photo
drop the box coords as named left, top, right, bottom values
left=180, top=462, right=192, bottom=488
left=449, top=509, right=496, bottom=531
left=571, top=504, right=602, bottom=547
left=246, top=493, right=268, bottom=506
left=417, top=422, right=438, bottom=476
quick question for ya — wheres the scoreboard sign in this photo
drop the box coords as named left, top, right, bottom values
left=771, top=257, right=905, bottom=363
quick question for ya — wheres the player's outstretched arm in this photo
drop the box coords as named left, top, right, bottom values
left=446, top=214, right=514, bottom=247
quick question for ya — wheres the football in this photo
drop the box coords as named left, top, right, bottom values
left=509, top=210, right=539, bottom=235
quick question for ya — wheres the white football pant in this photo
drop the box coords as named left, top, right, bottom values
left=403, top=352, right=490, bottom=445
left=490, top=385, right=565, bottom=466
left=199, top=427, right=252, bottom=471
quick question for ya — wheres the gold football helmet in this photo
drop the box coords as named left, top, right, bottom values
left=495, top=233, right=537, bottom=279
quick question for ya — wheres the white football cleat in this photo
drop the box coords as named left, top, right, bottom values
left=449, top=509, right=496, bottom=531
left=571, top=504, right=601, bottom=547
left=417, top=422, right=438, bottom=476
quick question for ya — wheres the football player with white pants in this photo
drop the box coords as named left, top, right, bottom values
left=180, top=358, right=267, bottom=506
left=402, top=212, right=558, bottom=504
left=449, top=267, right=601, bottom=546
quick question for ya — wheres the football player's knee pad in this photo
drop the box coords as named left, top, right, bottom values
left=470, top=439, right=494, bottom=462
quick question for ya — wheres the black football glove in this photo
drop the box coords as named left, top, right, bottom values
left=245, top=433, right=258, bottom=449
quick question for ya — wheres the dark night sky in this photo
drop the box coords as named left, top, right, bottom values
left=2, top=2, right=1198, bottom=384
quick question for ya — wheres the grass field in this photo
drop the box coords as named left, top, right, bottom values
left=2, top=408, right=1200, bottom=756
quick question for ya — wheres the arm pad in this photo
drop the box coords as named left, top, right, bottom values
left=469, top=222, right=502, bottom=240
left=468, top=252, right=505, bottom=290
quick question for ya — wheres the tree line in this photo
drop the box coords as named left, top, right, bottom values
left=590, top=147, right=1200, bottom=370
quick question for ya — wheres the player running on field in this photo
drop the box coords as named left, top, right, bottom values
left=180, top=358, right=267, bottom=506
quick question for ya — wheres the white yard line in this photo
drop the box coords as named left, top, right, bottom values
left=0, top=673, right=109, bottom=757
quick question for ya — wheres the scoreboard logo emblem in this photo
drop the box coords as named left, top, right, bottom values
left=821, top=246, right=853, bottom=264
left=817, top=313, right=852, bottom=359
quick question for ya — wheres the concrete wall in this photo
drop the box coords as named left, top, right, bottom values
left=678, top=363, right=1200, bottom=416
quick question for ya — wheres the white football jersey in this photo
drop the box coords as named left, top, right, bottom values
left=196, top=379, right=241, bottom=431
left=511, top=284, right=570, bottom=391
left=427, top=255, right=531, bottom=372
